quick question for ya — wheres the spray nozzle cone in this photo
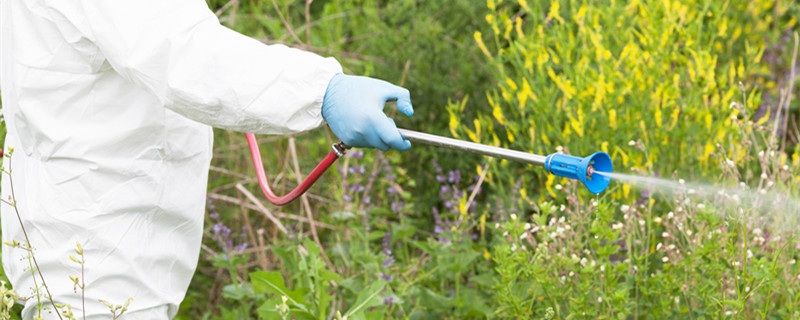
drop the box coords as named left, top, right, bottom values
left=545, top=152, right=613, bottom=194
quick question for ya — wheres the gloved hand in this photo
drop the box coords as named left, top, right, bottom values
left=322, top=74, right=413, bottom=151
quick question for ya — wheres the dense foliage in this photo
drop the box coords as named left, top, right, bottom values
left=1, top=0, right=799, bottom=319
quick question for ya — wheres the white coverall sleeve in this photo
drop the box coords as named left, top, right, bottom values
left=43, top=0, right=342, bottom=134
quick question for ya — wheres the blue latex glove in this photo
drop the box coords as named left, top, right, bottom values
left=322, top=74, right=414, bottom=151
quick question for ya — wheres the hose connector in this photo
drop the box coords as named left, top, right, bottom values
left=545, top=151, right=613, bottom=194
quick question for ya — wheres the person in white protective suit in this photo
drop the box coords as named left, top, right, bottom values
left=0, top=0, right=414, bottom=319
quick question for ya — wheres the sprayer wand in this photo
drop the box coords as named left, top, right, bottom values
left=246, top=129, right=613, bottom=206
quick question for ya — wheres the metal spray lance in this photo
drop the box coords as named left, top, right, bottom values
left=245, top=129, right=613, bottom=205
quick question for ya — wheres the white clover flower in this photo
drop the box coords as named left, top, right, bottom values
left=502, top=231, right=508, bottom=237
left=678, top=179, right=685, bottom=185
left=621, top=204, right=630, bottom=212
left=761, top=172, right=768, bottom=179
left=571, top=253, right=578, bottom=260
left=656, top=242, right=663, bottom=250
left=556, top=146, right=564, bottom=153
left=767, top=181, right=774, bottom=187
left=733, top=261, right=740, bottom=267
left=592, top=201, right=599, bottom=207
left=524, top=223, right=531, bottom=230
left=494, top=223, right=500, bottom=229
left=790, top=259, right=796, bottom=265
left=580, top=257, right=588, bottom=266
left=758, top=150, right=765, bottom=157
left=556, top=227, right=565, bottom=234
left=569, top=271, right=575, bottom=277
left=697, top=203, right=705, bottom=209
left=739, top=182, right=746, bottom=188
left=639, top=220, right=646, bottom=226
left=612, top=222, right=623, bottom=230
left=675, top=297, right=680, bottom=304
left=558, top=216, right=565, bottom=223
left=531, top=226, right=540, bottom=233
left=628, top=140, right=636, bottom=146
left=654, top=217, right=662, bottom=224
left=511, top=244, right=517, bottom=252
left=759, top=189, right=767, bottom=195
left=565, top=225, right=571, bottom=230
left=597, top=297, right=603, bottom=303
left=624, top=214, right=629, bottom=220
left=600, top=265, right=605, bottom=272
left=662, top=232, right=670, bottom=238
left=555, top=184, right=563, bottom=190
left=745, top=286, right=750, bottom=292
left=677, top=206, right=684, bottom=212
left=667, top=211, right=674, bottom=219
left=519, top=232, right=528, bottom=240
left=753, top=228, right=762, bottom=235
left=667, top=244, right=675, bottom=250
left=559, top=204, right=566, bottom=212
left=783, top=165, right=789, bottom=170
left=662, top=256, right=669, bottom=263
left=747, top=250, right=753, bottom=259
left=510, top=214, right=517, bottom=221
left=687, top=230, right=693, bottom=236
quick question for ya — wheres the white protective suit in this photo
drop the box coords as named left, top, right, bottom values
left=0, top=0, right=341, bottom=318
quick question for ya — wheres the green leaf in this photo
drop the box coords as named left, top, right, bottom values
left=250, top=271, right=304, bottom=304
left=319, top=269, right=342, bottom=282
left=331, top=211, right=357, bottom=220
left=343, top=280, right=386, bottom=318
left=221, top=283, right=254, bottom=301
left=256, top=298, right=282, bottom=320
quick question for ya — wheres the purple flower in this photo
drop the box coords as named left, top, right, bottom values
left=391, top=201, right=403, bottom=213
left=447, top=170, right=461, bottom=184
left=436, top=175, right=446, bottom=182
left=434, top=225, right=444, bottom=234
left=383, top=297, right=395, bottom=305
left=211, top=224, right=221, bottom=233
left=387, top=186, right=398, bottom=195
left=362, top=196, right=371, bottom=204
left=351, top=150, right=364, bottom=159
left=382, top=256, right=395, bottom=268
left=208, top=204, right=216, bottom=211
left=386, top=174, right=396, bottom=181
left=343, top=194, right=353, bottom=202
left=209, top=212, right=220, bottom=220
left=440, top=185, right=450, bottom=194
left=380, top=273, right=393, bottom=282
left=234, top=242, right=248, bottom=252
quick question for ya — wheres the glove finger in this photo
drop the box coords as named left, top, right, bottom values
left=365, top=127, right=392, bottom=152
left=383, top=85, right=414, bottom=116
left=376, top=117, right=411, bottom=151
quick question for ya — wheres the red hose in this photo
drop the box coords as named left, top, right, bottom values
left=245, top=133, right=345, bottom=206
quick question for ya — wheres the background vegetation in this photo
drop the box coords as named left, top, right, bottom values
left=1, top=0, right=800, bottom=319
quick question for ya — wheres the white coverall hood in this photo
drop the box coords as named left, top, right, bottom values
left=0, top=0, right=341, bottom=318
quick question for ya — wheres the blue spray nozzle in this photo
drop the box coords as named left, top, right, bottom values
left=545, top=151, right=613, bottom=194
